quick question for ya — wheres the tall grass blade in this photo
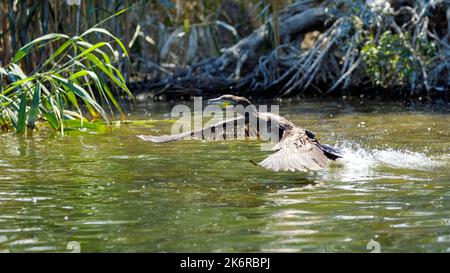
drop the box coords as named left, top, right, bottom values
left=27, top=84, right=41, bottom=129
left=13, top=33, right=70, bottom=63
left=17, top=92, right=27, bottom=134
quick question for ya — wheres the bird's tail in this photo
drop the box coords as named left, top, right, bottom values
left=318, top=144, right=343, bottom=160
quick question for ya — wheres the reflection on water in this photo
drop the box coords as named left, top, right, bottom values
left=0, top=100, right=450, bottom=252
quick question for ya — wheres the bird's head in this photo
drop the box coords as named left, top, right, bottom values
left=207, top=95, right=252, bottom=107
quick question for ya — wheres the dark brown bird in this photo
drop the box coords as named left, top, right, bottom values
left=138, top=95, right=342, bottom=172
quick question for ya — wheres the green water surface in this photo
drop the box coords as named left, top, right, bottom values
left=0, top=100, right=449, bottom=252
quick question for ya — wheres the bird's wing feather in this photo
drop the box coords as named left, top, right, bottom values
left=258, top=128, right=329, bottom=172
left=137, top=116, right=258, bottom=143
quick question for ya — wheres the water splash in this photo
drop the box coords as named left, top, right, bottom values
left=336, top=142, right=442, bottom=171
left=324, top=142, right=445, bottom=183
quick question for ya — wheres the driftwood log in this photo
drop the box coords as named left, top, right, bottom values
left=132, top=0, right=450, bottom=101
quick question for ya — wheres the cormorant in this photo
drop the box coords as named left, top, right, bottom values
left=137, top=95, right=342, bottom=172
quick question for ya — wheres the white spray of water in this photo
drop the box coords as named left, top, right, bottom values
left=325, top=142, right=445, bottom=183
left=337, top=142, right=441, bottom=170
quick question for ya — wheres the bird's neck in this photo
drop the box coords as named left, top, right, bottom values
left=233, top=104, right=258, bottom=118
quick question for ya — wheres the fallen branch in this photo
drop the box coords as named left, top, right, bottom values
left=137, top=0, right=450, bottom=99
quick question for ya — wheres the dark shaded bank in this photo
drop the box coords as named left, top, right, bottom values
left=128, top=79, right=450, bottom=103
left=124, top=87, right=450, bottom=116
left=128, top=0, right=450, bottom=102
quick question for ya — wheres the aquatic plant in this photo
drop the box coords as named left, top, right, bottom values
left=0, top=11, right=131, bottom=135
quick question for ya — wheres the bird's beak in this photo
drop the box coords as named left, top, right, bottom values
left=207, top=98, right=230, bottom=107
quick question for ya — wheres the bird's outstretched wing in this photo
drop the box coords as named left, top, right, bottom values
left=137, top=116, right=259, bottom=143
left=258, top=128, right=329, bottom=172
